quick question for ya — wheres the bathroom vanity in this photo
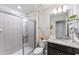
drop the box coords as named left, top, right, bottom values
left=48, top=5, right=79, bottom=55
left=47, top=39, right=79, bottom=55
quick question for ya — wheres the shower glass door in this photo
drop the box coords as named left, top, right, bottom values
left=0, top=12, right=23, bottom=55
left=23, top=19, right=36, bottom=55
left=0, top=11, right=36, bottom=55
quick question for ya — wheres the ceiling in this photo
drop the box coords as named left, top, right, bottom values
left=2, top=4, right=58, bottom=15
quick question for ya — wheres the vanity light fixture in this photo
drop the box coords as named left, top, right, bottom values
left=58, top=7, right=62, bottom=13
left=53, top=9, right=57, bottom=14
left=52, top=5, right=68, bottom=14
left=62, top=5, right=68, bottom=12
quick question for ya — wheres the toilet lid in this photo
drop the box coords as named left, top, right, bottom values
left=33, top=47, right=43, bottom=54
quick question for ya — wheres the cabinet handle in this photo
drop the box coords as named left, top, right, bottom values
left=75, top=54, right=79, bottom=55
left=58, top=53, right=60, bottom=55
left=58, top=53, right=62, bottom=55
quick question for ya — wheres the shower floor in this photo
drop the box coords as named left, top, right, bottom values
left=12, top=47, right=33, bottom=55
left=12, top=47, right=47, bottom=55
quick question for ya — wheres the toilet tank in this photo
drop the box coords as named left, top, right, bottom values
left=39, top=40, right=46, bottom=48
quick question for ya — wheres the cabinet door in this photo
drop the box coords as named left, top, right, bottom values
left=48, top=47, right=72, bottom=55
left=58, top=50, right=74, bottom=55
left=48, top=48, right=58, bottom=55
left=48, top=42, right=75, bottom=55
left=73, top=48, right=79, bottom=54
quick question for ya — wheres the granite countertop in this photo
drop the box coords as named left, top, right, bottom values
left=47, top=38, right=79, bottom=49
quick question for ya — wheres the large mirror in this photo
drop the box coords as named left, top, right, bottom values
left=50, top=11, right=68, bottom=40
left=49, top=5, right=79, bottom=42
left=49, top=5, right=70, bottom=40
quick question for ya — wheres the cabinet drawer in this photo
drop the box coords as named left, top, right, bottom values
left=48, top=48, right=59, bottom=55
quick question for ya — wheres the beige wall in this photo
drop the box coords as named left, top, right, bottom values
left=28, top=5, right=60, bottom=40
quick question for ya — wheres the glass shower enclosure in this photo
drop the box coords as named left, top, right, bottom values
left=0, top=7, right=36, bottom=55
left=22, top=19, right=36, bottom=55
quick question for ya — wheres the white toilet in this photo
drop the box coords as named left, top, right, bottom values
left=32, top=40, right=46, bottom=55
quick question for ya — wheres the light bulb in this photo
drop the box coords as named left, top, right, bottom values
left=23, top=19, right=28, bottom=22
left=62, top=5, right=68, bottom=12
left=58, top=7, right=62, bottom=13
left=53, top=9, right=57, bottom=14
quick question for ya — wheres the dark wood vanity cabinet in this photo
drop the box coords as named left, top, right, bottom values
left=47, top=42, right=79, bottom=55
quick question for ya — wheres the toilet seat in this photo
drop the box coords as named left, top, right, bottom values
left=33, top=47, right=43, bottom=55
